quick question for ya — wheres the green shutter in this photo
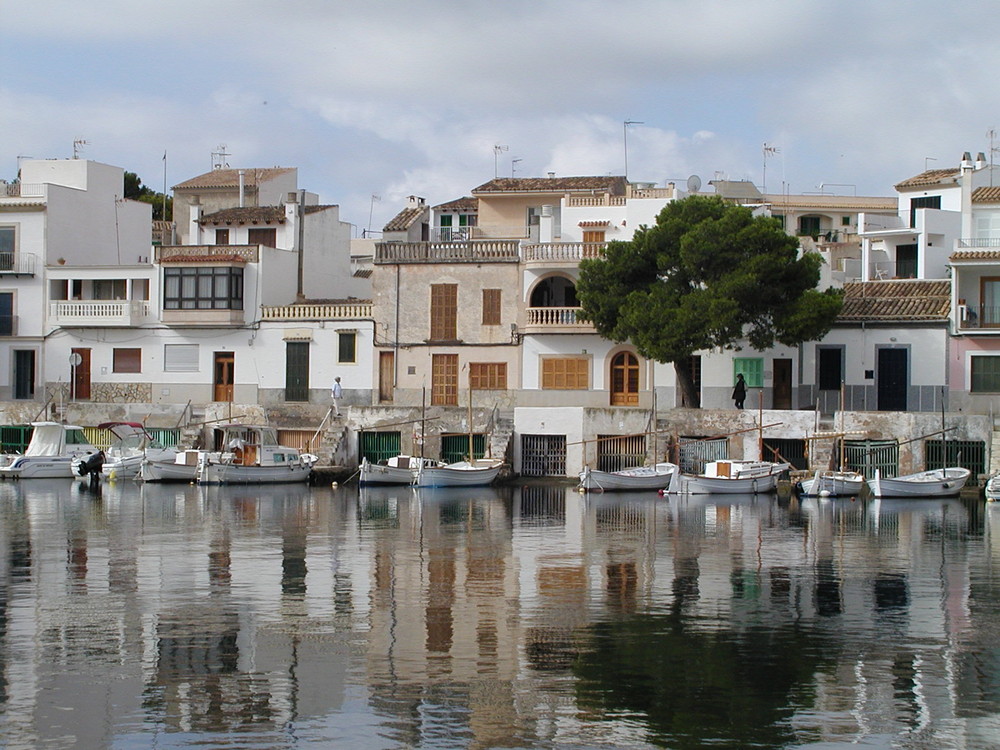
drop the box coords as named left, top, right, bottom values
left=733, top=358, right=763, bottom=388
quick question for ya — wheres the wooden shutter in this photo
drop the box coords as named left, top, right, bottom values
left=430, top=284, right=457, bottom=341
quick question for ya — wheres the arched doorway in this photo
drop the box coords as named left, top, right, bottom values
left=610, top=351, right=639, bottom=406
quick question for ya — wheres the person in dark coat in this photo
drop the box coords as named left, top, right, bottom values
left=732, top=373, right=747, bottom=409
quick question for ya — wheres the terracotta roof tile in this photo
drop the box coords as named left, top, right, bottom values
left=972, top=186, right=1000, bottom=203
left=839, top=280, right=950, bottom=321
left=472, top=176, right=627, bottom=195
left=579, top=220, right=610, bottom=227
left=764, top=194, right=897, bottom=210
left=173, top=167, right=294, bottom=191
left=951, top=249, right=1000, bottom=262
left=383, top=206, right=427, bottom=232
left=160, top=254, right=248, bottom=264
left=201, top=207, right=285, bottom=224
left=434, top=196, right=478, bottom=212
left=893, top=167, right=960, bottom=190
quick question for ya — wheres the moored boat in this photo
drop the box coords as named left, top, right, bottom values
left=0, top=422, right=98, bottom=479
left=359, top=455, right=443, bottom=485
left=413, top=457, right=503, bottom=488
left=680, top=460, right=790, bottom=495
left=867, top=467, right=971, bottom=498
left=797, top=469, right=865, bottom=497
left=579, top=462, right=680, bottom=492
left=195, top=424, right=317, bottom=485
left=73, top=422, right=177, bottom=480
left=140, top=450, right=205, bottom=483
left=986, top=474, right=1000, bottom=501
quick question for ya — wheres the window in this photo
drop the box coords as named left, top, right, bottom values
left=247, top=227, right=277, bottom=246
left=909, top=196, right=941, bottom=228
left=338, top=332, right=357, bottom=363
left=113, top=348, right=141, bottom=373
left=164, top=267, right=243, bottom=310
left=0, top=292, right=12, bottom=336
left=733, top=358, right=764, bottom=388
left=430, top=284, right=457, bottom=341
left=164, top=344, right=199, bottom=372
left=470, top=362, right=507, bottom=390
left=971, top=356, right=1000, bottom=392
left=817, top=348, right=843, bottom=391
left=841, top=215, right=851, bottom=226
left=439, top=214, right=453, bottom=241
left=895, top=244, right=917, bottom=279
left=542, top=358, right=589, bottom=389
left=215, top=228, right=230, bottom=244
left=582, top=230, right=606, bottom=244
left=0, top=226, right=14, bottom=271
left=431, top=353, right=458, bottom=405
left=981, top=278, right=1000, bottom=326
left=482, top=289, right=501, bottom=326
left=798, top=216, right=821, bottom=236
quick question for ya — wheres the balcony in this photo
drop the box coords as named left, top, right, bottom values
left=524, top=306, right=595, bottom=334
left=156, top=244, right=260, bottom=263
left=261, top=301, right=373, bottom=320
left=958, top=305, right=1000, bottom=331
left=49, top=300, right=152, bottom=327
left=957, top=238, right=1000, bottom=249
left=523, top=242, right=606, bottom=266
left=375, top=240, right=520, bottom=264
left=0, top=252, right=37, bottom=275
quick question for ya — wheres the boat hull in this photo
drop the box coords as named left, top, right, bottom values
left=0, top=456, right=78, bottom=479
left=359, top=456, right=443, bottom=486
left=681, top=461, right=790, bottom=495
left=868, top=468, right=971, bottom=498
left=579, top=463, right=679, bottom=492
left=197, top=462, right=313, bottom=485
left=797, top=471, right=865, bottom=497
left=414, top=460, right=502, bottom=488
left=986, top=475, right=1000, bottom=501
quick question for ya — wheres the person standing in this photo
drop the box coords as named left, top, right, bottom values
left=331, top=376, right=343, bottom=416
left=732, top=373, right=746, bottom=410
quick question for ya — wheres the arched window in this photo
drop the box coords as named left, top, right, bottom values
left=610, top=352, right=639, bottom=406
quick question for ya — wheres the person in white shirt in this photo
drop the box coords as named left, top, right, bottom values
left=331, top=376, right=343, bottom=415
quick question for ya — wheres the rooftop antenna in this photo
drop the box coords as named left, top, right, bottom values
left=988, top=129, right=999, bottom=185
left=762, top=142, right=779, bottom=194
left=493, top=145, right=508, bottom=179
left=512, top=158, right=522, bottom=177
left=211, top=144, right=230, bottom=170
left=367, top=194, right=381, bottom=236
left=623, top=120, right=643, bottom=178
left=924, top=156, right=937, bottom=170
left=72, top=139, right=90, bottom=159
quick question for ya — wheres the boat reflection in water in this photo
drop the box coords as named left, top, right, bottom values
left=0, top=480, right=996, bottom=748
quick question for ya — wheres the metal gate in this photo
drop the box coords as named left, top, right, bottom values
left=925, top=439, right=983, bottom=485
left=277, top=429, right=320, bottom=453
left=597, top=434, right=646, bottom=472
left=441, top=433, right=485, bottom=463
left=678, top=437, right=729, bottom=473
left=762, top=438, right=807, bottom=469
left=359, top=431, right=402, bottom=463
left=844, top=439, right=899, bottom=478
left=0, top=424, right=32, bottom=453
left=521, top=434, right=567, bottom=477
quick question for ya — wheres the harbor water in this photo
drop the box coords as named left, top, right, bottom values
left=0, top=479, right=999, bottom=749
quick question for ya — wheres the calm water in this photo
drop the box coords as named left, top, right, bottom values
left=0, top=479, right=999, bottom=749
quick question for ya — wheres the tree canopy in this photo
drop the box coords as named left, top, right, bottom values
left=576, top=194, right=842, bottom=407
left=124, top=171, right=172, bottom=221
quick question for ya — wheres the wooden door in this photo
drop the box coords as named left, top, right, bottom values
left=610, top=352, right=639, bottom=406
left=71, top=347, right=91, bottom=400
left=772, top=358, right=792, bottom=409
left=379, top=351, right=394, bottom=403
left=214, top=352, right=235, bottom=402
left=877, top=348, right=907, bottom=411
left=285, top=342, right=309, bottom=402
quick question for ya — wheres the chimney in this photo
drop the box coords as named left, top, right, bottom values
left=547, top=171, right=555, bottom=179
left=961, top=152, right=974, bottom=170
left=976, top=152, right=988, bottom=169
left=238, top=169, right=246, bottom=208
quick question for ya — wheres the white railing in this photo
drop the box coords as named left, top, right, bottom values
left=523, top=242, right=606, bottom=263
left=156, top=244, right=260, bottom=262
left=957, top=237, right=1000, bottom=248
left=566, top=195, right=626, bottom=207
left=375, top=240, right=520, bottom=263
left=525, top=306, right=592, bottom=329
left=49, top=300, right=151, bottom=326
left=1, top=183, right=44, bottom=198
left=0, top=252, right=38, bottom=275
left=261, top=302, right=373, bottom=320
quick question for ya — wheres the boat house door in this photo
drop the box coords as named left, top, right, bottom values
left=71, top=347, right=91, bottom=400
left=877, top=347, right=907, bottom=411
left=772, top=358, right=792, bottom=409
left=610, top=352, right=639, bottom=406
left=214, top=352, right=235, bottom=402
left=379, top=351, right=394, bottom=403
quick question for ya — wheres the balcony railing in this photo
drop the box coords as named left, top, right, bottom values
left=523, top=242, right=607, bottom=263
left=49, top=300, right=151, bottom=327
left=375, top=240, right=520, bottom=264
left=870, top=260, right=917, bottom=280
left=959, top=305, right=1000, bottom=329
left=566, top=195, right=626, bottom=207
left=156, top=244, right=260, bottom=262
left=0, top=252, right=37, bottom=275
left=261, top=302, right=373, bottom=320
left=524, top=306, right=594, bottom=332
left=957, top=237, right=1000, bottom=249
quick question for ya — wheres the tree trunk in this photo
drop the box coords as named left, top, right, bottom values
left=673, top=360, right=700, bottom=408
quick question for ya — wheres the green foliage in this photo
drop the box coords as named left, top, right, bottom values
left=124, top=171, right=172, bottom=221
left=577, top=194, right=842, bottom=366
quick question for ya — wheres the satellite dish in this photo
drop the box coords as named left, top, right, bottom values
left=687, top=174, right=702, bottom=193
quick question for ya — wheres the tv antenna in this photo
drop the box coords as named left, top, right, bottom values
left=623, top=119, right=643, bottom=178
left=493, top=145, right=508, bottom=178
left=686, top=174, right=702, bottom=193
left=72, top=139, right=90, bottom=159
left=762, top=142, right=780, bottom=194
left=212, top=144, right=230, bottom=170
left=512, top=158, right=522, bottom=177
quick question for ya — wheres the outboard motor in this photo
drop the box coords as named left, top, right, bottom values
left=77, top=450, right=105, bottom=483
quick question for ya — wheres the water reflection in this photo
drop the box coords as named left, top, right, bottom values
left=0, top=482, right=998, bottom=747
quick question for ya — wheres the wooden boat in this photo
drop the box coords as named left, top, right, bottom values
left=413, top=458, right=503, bottom=488
left=140, top=450, right=205, bottom=483
left=73, top=422, right=177, bottom=480
left=359, top=455, right=443, bottom=485
left=867, top=467, right=971, bottom=498
left=680, top=460, right=790, bottom=495
left=986, top=474, right=1000, bottom=501
left=579, top=462, right=680, bottom=492
left=797, top=469, right=865, bottom=497
left=195, top=425, right=317, bottom=485
left=0, top=422, right=98, bottom=479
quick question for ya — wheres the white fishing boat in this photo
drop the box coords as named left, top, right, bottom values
left=140, top=450, right=206, bottom=483
left=0, top=422, right=98, bottom=479
left=72, top=422, right=177, bottom=480
left=867, top=467, right=971, bottom=498
left=797, top=469, right=865, bottom=498
left=986, top=474, right=1000, bottom=501
left=359, top=455, right=443, bottom=485
left=579, top=462, right=680, bottom=493
left=413, top=457, right=504, bottom=488
left=680, top=460, right=790, bottom=495
left=195, top=424, right=318, bottom=485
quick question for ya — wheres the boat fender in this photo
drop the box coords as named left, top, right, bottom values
left=331, top=481, right=338, bottom=488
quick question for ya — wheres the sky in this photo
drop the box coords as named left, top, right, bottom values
left=2, top=0, right=999, bottom=235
